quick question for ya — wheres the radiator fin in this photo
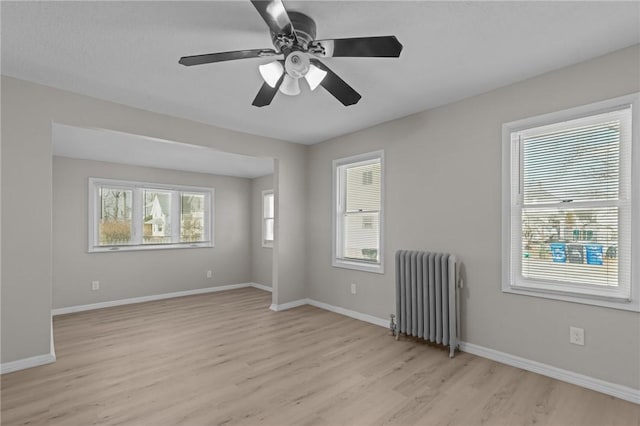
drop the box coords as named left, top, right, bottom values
left=395, top=250, right=459, bottom=357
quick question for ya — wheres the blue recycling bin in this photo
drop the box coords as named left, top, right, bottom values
left=585, top=244, right=603, bottom=265
left=550, top=243, right=566, bottom=263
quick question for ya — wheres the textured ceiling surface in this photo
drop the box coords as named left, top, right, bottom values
left=2, top=1, right=639, bottom=144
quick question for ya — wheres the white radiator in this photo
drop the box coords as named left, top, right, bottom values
left=392, top=250, right=461, bottom=358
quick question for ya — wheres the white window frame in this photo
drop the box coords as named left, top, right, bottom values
left=88, top=177, right=214, bottom=253
left=502, top=93, right=639, bottom=312
left=262, top=189, right=274, bottom=248
left=332, top=150, right=385, bottom=274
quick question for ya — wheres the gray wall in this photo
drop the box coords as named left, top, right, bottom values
left=1, top=75, right=307, bottom=364
left=251, top=174, right=273, bottom=287
left=2, top=46, right=638, bottom=392
left=306, top=45, right=640, bottom=390
left=52, top=157, right=251, bottom=309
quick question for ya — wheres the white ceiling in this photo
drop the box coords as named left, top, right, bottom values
left=53, top=124, right=274, bottom=179
left=2, top=1, right=639, bottom=145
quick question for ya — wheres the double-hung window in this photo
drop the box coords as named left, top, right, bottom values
left=89, top=178, right=214, bottom=252
left=502, top=94, right=639, bottom=311
left=262, top=189, right=274, bottom=248
left=333, top=151, right=384, bottom=273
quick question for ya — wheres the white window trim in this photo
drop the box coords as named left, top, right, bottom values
left=262, top=189, right=274, bottom=248
left=332, top=150, right=385, bottom=274
left=88, top=177, right=214, bottom=253
left=501, top=93, right=640, bottom=312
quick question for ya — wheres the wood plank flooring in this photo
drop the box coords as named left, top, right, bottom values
left=1, top=288, right=638, bottom=426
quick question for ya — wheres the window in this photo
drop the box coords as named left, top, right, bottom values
left=333, top=151, right=384, bottom=273
left=502, top=94, right=639, bottom=311
left=362, top=170, right=373, bottom=185
left=262, top=189, right=274, bottom=248
left=362, top=216, right=373, bottom=229
left=89, top=178, right=213, bottom=252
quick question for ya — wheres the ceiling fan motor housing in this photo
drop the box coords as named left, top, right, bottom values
left=271, top=11, right=316, bottom=51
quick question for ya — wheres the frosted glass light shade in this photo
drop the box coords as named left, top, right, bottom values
left=284, top=52, right=310, bottom=79
left=258, top=61, right=284, bottom=88
left=279, top=74, right=300, bottom=96
left=305, top=64, right=327, bottom=91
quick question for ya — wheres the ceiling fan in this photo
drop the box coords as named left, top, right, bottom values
left=178, top=0, right=403, bottom=107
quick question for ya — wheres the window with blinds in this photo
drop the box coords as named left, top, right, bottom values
left=333, top=151, right=384, bottom=273
left=503, top=97, right=638, bottom=307
left=262, top=190, right=274, bottom=248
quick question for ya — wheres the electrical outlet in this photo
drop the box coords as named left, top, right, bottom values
left=91, top=280, right=100, bottom=291
left=350, top=283, right=357, bottom=294
left=569, top=326, right=585, bottom=346
left=206, top=270, right=212, bottom=279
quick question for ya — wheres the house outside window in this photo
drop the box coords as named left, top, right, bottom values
left=502, top=94, right=639, bottom=311
left=89, top=178, right=213, bottom=252
left=362, top=170, right=373, bottom=185
left=262, top=189, right=274, bottom=248
left=362, top=216, right=374, bottom=229
left=333, top=151, right=384, bottom=274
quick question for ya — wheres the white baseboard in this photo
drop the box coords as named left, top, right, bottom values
left=52, top=283, right=254, bottom=316
left=300, top=299, right=639, bottom=405
left=1, top=352, right=56, bottom=375
left=250, top=282, right=273, bottom=293
left=268, top=297, right=391, bottom=329
left=458, top=342, right=639, bottom=405
left=48, top=287, right=639, bottom=404
left=269, top=298, right=308, bottom=311
left=3, top=317, right=60, bottom=374
left=306, top=299, right=389, bottom=328
left=50, top=317, right=56, bottom=359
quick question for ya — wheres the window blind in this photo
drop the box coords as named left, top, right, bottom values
left=512, top=107, right=632, bottom=299
left=343, top=161, right=381, bottom=262
left=263, top=191, right=274, bottom=244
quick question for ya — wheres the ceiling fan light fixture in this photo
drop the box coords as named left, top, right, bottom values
left=179, top=1, right=403, bottom=107
left=279, top=74, right=300, bottom=96
left=284, top=52, right=310, bottom=79
left=258, top=61, right=284, bottom=88
left=305, top=64, right=327, bottom=91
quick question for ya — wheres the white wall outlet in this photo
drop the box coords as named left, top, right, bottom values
left=350, top=283, right=357, bottom=294
left=91, top=280, right=100, bottom=291
left=569, top=326, right=585, bottom=346
left=206, top=270, right=212, bottom=279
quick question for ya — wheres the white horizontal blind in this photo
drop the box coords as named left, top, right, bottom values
left=263, top=191, right=274, bottom=245
left=512, top=107, right=632, bottom=299
left=342, top=159, right=381, bottom=263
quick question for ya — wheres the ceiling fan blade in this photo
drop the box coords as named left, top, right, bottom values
left=179, top=49, right=277, bottom=66
left=250, top=0, right=297, bottom=43
left=310, top=36, right=403, bottom=58
left=310, top=59, right=361, bottom=106
left=252, top=73, right=285, bottom=107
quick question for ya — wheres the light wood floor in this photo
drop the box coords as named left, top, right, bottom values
left=1, top=288, right=638, bottom=426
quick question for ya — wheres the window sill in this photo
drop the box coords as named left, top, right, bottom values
left=262, top=242, right=273, bottom=249
left=89, top=242, right=213, bottom=253
left=502, top=285, right=639, bottom=312
left=332, top=258, right=384, bottom=274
